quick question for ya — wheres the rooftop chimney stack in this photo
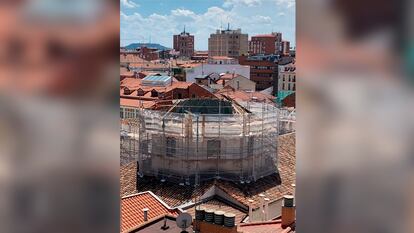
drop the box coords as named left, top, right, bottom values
left=259, top=194, right=265, bottom=221
left=143, top=208, right=149, bottom=222
left=281, top=195, right=295, bottom=229
left=264, top=198, right=270, bottom=221
left=248, top=199, right=254, bottom=222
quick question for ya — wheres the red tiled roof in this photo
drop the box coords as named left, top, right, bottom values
left=120, top=98, right=156, bottom=109
left=120, top=77, right=193, bottom=100
left=121, top=191, right=179, bottom=232
left=216, top=89, right=275, bottom=104
left=238, top=219, right=295, bottom=233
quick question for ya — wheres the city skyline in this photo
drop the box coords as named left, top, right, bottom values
left=121, top=0, right=295, bottom=50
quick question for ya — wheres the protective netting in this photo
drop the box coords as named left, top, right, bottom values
left=121, top=101, right=279, bottom=185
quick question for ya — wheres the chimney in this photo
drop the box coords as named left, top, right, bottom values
left=259, top=194, right=265, bottom=221
left=281, top=195, right=295, bottom=228
left=143, top=208, right=149, bottom=222
left=248, top=199, right=254, bottom=222
left=264, top=198, right=270, bottom=221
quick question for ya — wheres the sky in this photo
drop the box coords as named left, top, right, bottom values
left=120, top=0, right=295, bottom=50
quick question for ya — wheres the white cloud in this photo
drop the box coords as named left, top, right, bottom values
left=171, top=8, right=197, bottom=18
left=278, top=12, right=286, bottom=17
left=121, top=3, right=295, bottom=49
left=121, top=0, right=139, bottom=8
left=254, top=15, right=272, bottom=24
left=275, top=0, right=295, bottom=8
left=223, top=0, right=263, bottom=8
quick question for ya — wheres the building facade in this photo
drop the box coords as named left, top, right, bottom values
left=281, top=41, right=290, bottom=55
left=208, top=27, right=248, bottom=58
left=137, top=46, right=159, bottom=61
left=272, top=32, right=283, bottom=54
left=249, top=34, right=276, bottom=55
left=239, top=55, right=278, bottom=93
left=278, top=65, right=296, bottom=91
left=173, top=29, right=195, bottom=58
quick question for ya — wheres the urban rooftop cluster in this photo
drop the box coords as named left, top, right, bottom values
left=120, top=25, right=296, bottom=233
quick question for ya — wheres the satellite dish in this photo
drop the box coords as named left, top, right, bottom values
left=176, top=212, right=192, bottom=230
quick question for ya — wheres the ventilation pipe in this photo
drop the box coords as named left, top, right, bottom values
left=143, top=208, right=149, bottom=222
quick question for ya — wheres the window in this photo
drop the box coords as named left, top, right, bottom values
left=120, top=109, right=124, bottom=119
left=177, top=93, right=182, bottom=99
left=207, top=140, right=221, bottom=158
left=166, top=137, right=176, bottom=157
left=151, top=90, right=158, bottom=97
left=192, top=94, right=196, bottom=98
left=123, top=87, right=132, bottom=95
left=137, top=89, right=144, bottom=96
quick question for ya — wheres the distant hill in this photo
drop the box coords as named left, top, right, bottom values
left=124, top=43, right=170, bottom=51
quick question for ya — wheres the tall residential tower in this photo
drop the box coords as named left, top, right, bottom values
left=173, top=27, right=195, bottom=58
left=208, top=25, right=248, bottom=58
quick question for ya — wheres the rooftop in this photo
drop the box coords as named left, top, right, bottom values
left=238, top=219, right=295, bottom=233
left=252, top=34, right=277, bottom=38
left=120, top=133, right=295, bottom=213
left=216, top=88, right=275, bottom=104
left=121, top=191, right=180, bottom=232
left=126, top=215, right=192, bottom=233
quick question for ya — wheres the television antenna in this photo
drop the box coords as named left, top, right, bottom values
left=176, top=212, right=192, bottom=233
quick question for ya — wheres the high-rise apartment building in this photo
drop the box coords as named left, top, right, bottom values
left=249, top=34, right=276, bottom=55
left=272, top=32, right=283, bottom=54
left=173, top=28, right=194, bottom=58
left=281, top=41, right=290, bottom=55
left=208, top=26, right=248, bottom=58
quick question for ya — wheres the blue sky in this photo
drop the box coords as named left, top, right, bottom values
left=120, top=0, right=295, bottom=50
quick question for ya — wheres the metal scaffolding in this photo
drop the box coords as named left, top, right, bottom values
left=120, top=99, right=279, bottom=185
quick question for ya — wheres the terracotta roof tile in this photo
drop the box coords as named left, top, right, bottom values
left=120, top=98, right=156, bottom=109
left=121, top=192, right=179, bottom=232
